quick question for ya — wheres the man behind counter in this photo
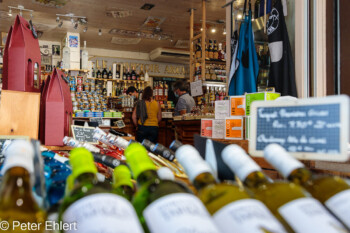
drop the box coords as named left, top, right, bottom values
left=172, top=80, right=196, bottom=116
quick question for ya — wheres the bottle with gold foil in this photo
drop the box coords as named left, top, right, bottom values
left=0, top=140, right=46, bottom=233
left=264, top=144, right=350, bottom=229
left=222, top=144, right=348, bottom=233
left=176, top=143, right=287, bottom=233
left=58, top=148, right=143, bottom=233
left=112, top=165, right=134, bottom=201
left=125, top=143, right=221, bottom=233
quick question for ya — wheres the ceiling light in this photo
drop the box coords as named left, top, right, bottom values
left=237, top=14, right=242, bottom=20
left=58, top=21, right=63, bottom=27
left=200, top=28, right=203, bottom=31
left=98, top=29, right=102, bottom=36
left=8, top=9, right=12, bottom=16
left=56, top=16, right=60, bottom=22
left=223, top=27, right=226, bottom=35
left=30, top=12, right=33, bottom=18
left=74, top=22, right=78, bottom=29
left=83, top=27, right=88, bottom=32
left=211, top=27, right=216, bottom=33
left=70, top=18, right=75, bottom=24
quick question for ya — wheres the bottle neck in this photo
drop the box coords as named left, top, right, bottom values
left=244, top=170, right=271, bottom=189
left=136, top=169, right=159, bottom=187
left=0, top=167, right=34, bottom=202
left=287, top=167, right=312, bottom=186
left=192, top=172, right=217, bottom=190
left=75, top=172, right=98, bottom=186
left=114, top=185, right=134, bottom=201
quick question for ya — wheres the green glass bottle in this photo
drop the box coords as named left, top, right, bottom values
left=125, top=143, right=220, bottom=233
left=264, top=144, right=350, bottom=229
left=222, top=144, right=347, bottom=233
left=176, top=144, right=287, bottom=233
left=0, top=140, right=46, bottom=233
left=58, top=148, right=143, bottom=233
left=112, top=165, right=134, bottom=201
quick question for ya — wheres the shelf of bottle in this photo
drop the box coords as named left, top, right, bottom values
left=192, top=58, right=226, bottom=65
left=63, top=69, right=89, bottom=73
left=87, top=78, right=147, bottom=83
left=202, top=81, right=226, bottom=86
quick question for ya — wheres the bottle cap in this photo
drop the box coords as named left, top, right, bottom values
left=264, top=144, right=304, bottom=178
left=157, top=167, right=175, bottom=181
left=176, top=145, right=212, bottom=182
left=1, top=140, right=34, bottom=175
left=69, top=147, right=97, bottom=178
left=169, top=140, right=182, bottom=152
left=124, top=143, right=156, bottom=179
left=222, top=144, right=261, bottom=181
left=113, top=165, right=133, bottom=188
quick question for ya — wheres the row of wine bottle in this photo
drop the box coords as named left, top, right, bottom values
left=0, top=139, right=349, bottom=233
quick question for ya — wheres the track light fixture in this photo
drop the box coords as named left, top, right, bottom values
left=74, top=22, right=78, bottom=29
left=58, top=21, right=63, bottom=28
left=83, top=27, right=88, bottom=32
left=8, top=9, right=12, bottom=16
left=98, top=29, right=102, bottom=36
left=56, top=16, right=60, bottom=22
left=56, top=13, right=88, bottom=30
left=8, top=5, right=33, bottom=18
left=223, top=27, right=226, bottom=35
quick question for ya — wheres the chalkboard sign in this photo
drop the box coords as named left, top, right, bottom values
left=71, top=126, right=97, bottom=143
left=249, top=95, right=349, bottom=162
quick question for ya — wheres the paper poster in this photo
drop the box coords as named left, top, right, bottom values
left=69, top=35, right=79, bottom=48
left=212, top=120, right=225, bottom=139
left=230, top=96, right=245, bottom=116
left=215, top=100, right=230, bottom=119
left=225, top=117, right=243, bottom=140
left=190, top=80, right=203, bottom=97
left=201, top=119, right=213, bottom=138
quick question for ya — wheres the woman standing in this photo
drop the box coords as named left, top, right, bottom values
left=132, top=86, right=162, bottom=143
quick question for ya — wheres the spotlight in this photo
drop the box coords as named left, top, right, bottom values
left=237, top=14, right=242, bottom=20
left=98, top=29, right=102, bottom=36
left=223, top=28, right=226, bottom=35
left=210, top=27, right=216, bottom=33
left=58, top=21, right=63, bottom=28
left=8, top=9, right=12, bottom=16
left=83, top=27, right=88, bottom=32
left=56, top=16, right=60, bottom=22
left=30, top=12, right=33, bottom=18
left=74, top=22, right=78, bottom=29
left=200, top=28, right=203, bottom=31
left=158, top=36, right=162, bottom=40
left=70, top=18, right=75, bottom=24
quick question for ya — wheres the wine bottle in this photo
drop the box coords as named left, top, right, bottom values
left=131, top=66, right=137, bottom=80
left=213, top=40, right=218, bottom=60
left=126, top=66, right=131, bottom=80
left=140, top=65, right=145, bottom=81
left=81, top=41, right=88, bottom=70
left=169, top=140, right=182, bottom=152
left=196, top=39, right=202, bottom=59
left=0, top=140, right=46, bottom=232
left=176, top=144, right=287, bottom=233
left=116, top=65, right=120, bottom=80
left=112, top=165, right=134, bottom=201
left=108, top=66, right=113, bottom=79
left=58, top=148, right=144, bottom=233
left=264, top=144, right=350, bottom=229
left=142, top=139, right=175, bottom=161
left=208, top=40, right=214, bottom=59
left=222, top=144, right=348, bottom=233
left=125, top=143, right=221, bottom=233
left=102, top=64, right=108, bottom=79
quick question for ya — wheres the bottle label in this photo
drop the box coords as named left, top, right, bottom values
left=213, top=199, right=287, bottom=233
left=278, top=197, right=346, bottom=233
left=143, top=193, right=220, bottom=233
left=325, top=189, right=350, bottom=228
left=63, top=193, right=144, bottom=233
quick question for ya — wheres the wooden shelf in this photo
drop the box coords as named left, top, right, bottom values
left=63, top=69, right=89, bottom=73
left=87, top=77, right=146, bottom=83
left=73, top=117, right=123, bottom=119
left=44, top=146, right=74, bottom=151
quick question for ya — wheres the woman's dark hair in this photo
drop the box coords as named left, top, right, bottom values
left=142, top=86, right=153, bottom=101
left=173, top=80, right=188, bottom=92
left=126, top=86, right=137, bottom=95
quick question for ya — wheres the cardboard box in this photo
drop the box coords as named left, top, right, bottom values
left=230, top=96, right=245, bottom=116
left=215, top=100, right=230, bottom=119
left=201, top=119, right=213, bottom=138
left=245, top=116, right=250, bottom=140
left=245, top=92, right=280, bottom=116
left=225, top=117, right=243, bottom=139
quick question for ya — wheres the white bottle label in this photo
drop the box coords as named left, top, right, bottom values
left=213, top=199, right=287, bottom=233
left=63, top=193, right=144, bottom=233
left=325, top=189, right=350, bottom=228
left=143, top=193, right=220, bottom=233
left=278, top=197, right=346, bottom=233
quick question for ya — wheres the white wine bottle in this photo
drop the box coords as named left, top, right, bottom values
left=125, top=143, right=221, bottom=233
left=222, top=144, right=348, bottom=233
left=58, top=148, right=144, bottom=233
left=264, top=144, right=350, bottom=229
left=176, top=144, right=287, bottom=233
